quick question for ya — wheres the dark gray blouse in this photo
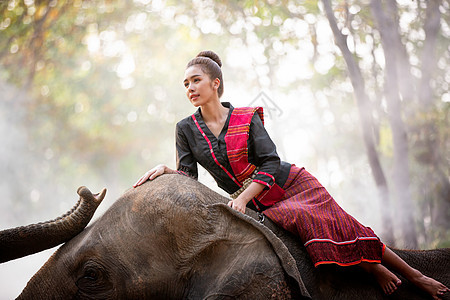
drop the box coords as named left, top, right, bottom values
left=175, top=102, right=291, bottom=202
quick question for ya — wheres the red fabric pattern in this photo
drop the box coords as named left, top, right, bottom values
left=225, top=107, right=263, bottom=184
left=253, top=179, right=272, bottom=188
left=176, top=170, right=188, bottom=176
left=263, top=165, right=385, bottom=267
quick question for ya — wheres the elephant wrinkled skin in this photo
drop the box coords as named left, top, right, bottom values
left=1, top=174, right=449, bottom=299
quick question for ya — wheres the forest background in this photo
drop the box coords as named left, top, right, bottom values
left=0, top=0, right=449, bottom=297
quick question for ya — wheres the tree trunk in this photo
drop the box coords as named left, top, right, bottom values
left=370, top=0, right=418, bottom=248
left=419, top=0, right=441, bottom=108
left=417, top=0, right=450, bottom=234
left=321, top=0, right=395, bottom=246
left=385, top=0, right=417, bottom=117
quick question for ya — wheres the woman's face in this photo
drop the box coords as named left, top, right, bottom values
left=183, top=65, right=219, bottom=107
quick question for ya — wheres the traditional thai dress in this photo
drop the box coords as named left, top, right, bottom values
left=176, top=102, right=385, bottom=267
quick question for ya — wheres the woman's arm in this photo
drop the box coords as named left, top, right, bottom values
left=248, top=113, right=281, bottom=189
left=175, top=121, right=199, bottom=179
left=227, top=181, right=265, bottom=213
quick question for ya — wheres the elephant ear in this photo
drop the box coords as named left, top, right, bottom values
left=187, top=203, right=311, bottom=299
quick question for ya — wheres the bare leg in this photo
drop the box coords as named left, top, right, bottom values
left=382, top=247, right=449, bottom=299
left=360, top=261, right=401, bottom=295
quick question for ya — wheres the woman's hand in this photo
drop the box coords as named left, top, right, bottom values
left=133, top=164, right=174, bottom=187
left=227, top=181, right=265, bottom=214
left=227, top=196, right=248, bottom=214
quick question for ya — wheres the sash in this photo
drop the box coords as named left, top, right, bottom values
left=224, top=107, right=285, bottom=209
left=224, top=107, right=263, bottom=183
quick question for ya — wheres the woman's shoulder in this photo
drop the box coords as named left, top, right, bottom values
left=177, top=115, right=191, bottom=125
left=176, top=113, right=197, bottom=130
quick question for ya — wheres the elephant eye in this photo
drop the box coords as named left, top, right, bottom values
left=75, top=261, right=114, bottom=298
left=76, top=263, right=104, bottom=288
left=84, top=268, right=98, bottom=280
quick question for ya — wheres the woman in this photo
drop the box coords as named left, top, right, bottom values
left=134, top=50, right=449, bottom=299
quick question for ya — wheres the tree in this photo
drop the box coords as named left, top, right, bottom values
left=320, top=0, right=449, bottom=247
left=322, top=0, right=395, bottom=246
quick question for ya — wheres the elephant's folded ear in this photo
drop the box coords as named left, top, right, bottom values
left=207, top=203, right=311, bottom=299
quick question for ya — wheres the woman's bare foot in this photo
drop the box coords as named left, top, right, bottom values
left=361, top=262, right=402, bottom=295
left=408, top=271, right=450, bottom=300
left=380, top=247, right=449, bottom=299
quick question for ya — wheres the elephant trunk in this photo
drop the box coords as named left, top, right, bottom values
left=0, top=186, right=106, bottom=263
left=17, top=268, right=68, bottom=300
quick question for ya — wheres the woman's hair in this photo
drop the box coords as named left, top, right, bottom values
left=186, top=50, right=224, bottom=98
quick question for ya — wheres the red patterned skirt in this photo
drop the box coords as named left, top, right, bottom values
left=263, top=165, right=386, bottom=267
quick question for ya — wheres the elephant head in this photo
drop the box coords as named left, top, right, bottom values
left=3, top=175, right=310, bottom=299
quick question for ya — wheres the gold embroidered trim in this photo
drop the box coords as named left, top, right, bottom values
left=230, top=169, right=258, bottom=199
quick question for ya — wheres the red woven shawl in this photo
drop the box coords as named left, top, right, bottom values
left=224, top=107, right=264, bottom=184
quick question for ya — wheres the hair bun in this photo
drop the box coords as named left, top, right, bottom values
left=197, top=50, right=222, bottom=68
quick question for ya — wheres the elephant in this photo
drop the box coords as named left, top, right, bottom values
left=1, top=174, right=449, bottom=299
